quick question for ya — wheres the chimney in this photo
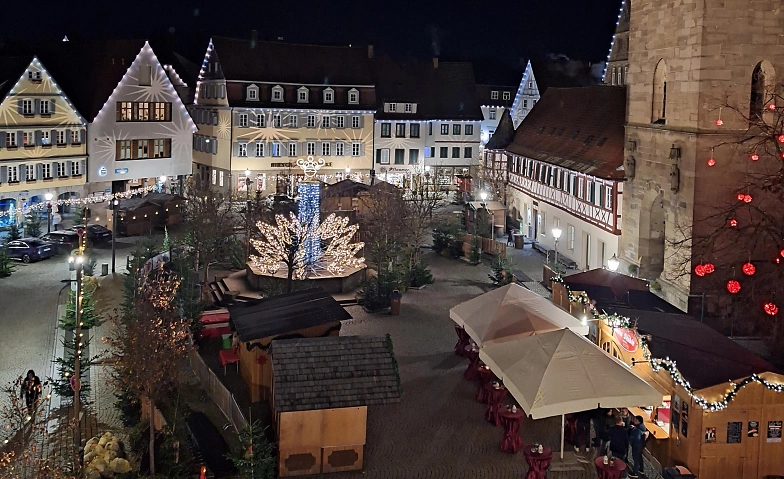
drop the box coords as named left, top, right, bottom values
left=432, top=57, right=439, bottom=69
left=367, top=45, right=374, bottom=59
left=250, top=29, right=258, bottom=48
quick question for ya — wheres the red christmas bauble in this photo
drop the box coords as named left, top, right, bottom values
left=737, top=193, right=746, bottom=201
left=778, top=134, right=784, bottom=143
left=743, top=194, right=753, bottom=203
left=727, top=280, right=741, bottom=294
left=769, top=103, right=777, bottom=111
left=780, top=249, right=784, bottom=258
left=695, top=265, right=706, bottom=277
left=707, top=158, right=716, bottom=167
left=764, top=302, right=779, bottom=316
left=750, top=153, right=760, bottom=161
left=742, top=262, right=756, bottom=276
left=704, top=263, right=715, bottom=274
left=729, top=219, right=738, bottom=227
left=716, top=118, right=724, bottom=126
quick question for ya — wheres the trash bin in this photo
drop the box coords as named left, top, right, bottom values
left=101, top=263, right=109, bottom=276
left=513, top=234, right=525, bottom=249
left=662, top=467, right=696, bottom=479
left=389, top=289, right=402, bottom=316
left=494, top=225, right=505, bottom=239
left=221, top=334, right=233, bottom=350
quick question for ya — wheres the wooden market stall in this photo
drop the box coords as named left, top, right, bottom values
left=271, top=335, right=401, bottom=477
left=116, top=193, right=183, bottom=236
left=144, top=192, right=183, bottom=226
left=228, top=288, right=351, bottom=403
left=465, top=200, right=506, bottom=237
left=552, top=270, right=784, bottom=479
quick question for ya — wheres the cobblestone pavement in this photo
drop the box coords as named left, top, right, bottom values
left=323, top=250, right=661, bottom=479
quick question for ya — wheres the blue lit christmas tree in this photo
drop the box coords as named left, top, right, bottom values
left=296, top=156, right=325, bottom=266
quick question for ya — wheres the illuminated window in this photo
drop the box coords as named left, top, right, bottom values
left=153, top=139, right=167, bottom=158
left=41, top=131, right=50, bottom=146
left=137, top=139, right=149, bottom=158
left=119, top=140, right=132, bottom=159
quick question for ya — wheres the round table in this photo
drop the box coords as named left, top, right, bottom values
left=498, top=409, right=526, bottom=454
left=463, top=347, right=480, bottom=380
left=475, top=368, right=495, bottom=401
left=454, top=326, right=471, bottom=356
left=594, top=456, right=626, bottom=479
left=484, top=385, right=507, bottom=426
left=523, top=446, right=552, bottom=479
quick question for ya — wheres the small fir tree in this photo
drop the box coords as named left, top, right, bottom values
left=489, top=255, right=516, bottom=286
left=229, top=421, right=277, bottom=479
left=0, top=247, right=14, bottom=278
left=6, top=223, right=22, bottom=240
left=468, top=236, right=482, bottom=265
left=408, top=260, right=434, bottom=287
left=59, top=285, right=103, bottom=330
left=24, top=214, right=42, bottom=237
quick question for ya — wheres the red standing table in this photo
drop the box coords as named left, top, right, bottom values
left=564, top=413, right=578, bottom=445
left=498, top=408, right=525, bottom=453
left=454, top=325, right=471, bottom=356
left=463, top=346, right=480, bottom=380
left=484, top=384, right=507, bottom=425
left=475, top=367, right=495, bottom=401
left=594, top=456, right=626, bottom=479
left=523, top=445, right=552, bottom=479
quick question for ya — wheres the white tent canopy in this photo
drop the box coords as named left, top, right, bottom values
left=479, top=328, right=662, bottom=419
left=450, top=283, right=589, bottom=347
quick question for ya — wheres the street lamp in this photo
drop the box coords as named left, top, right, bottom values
left=607, top=253, right=620, bottom=272
left=345, top=166, right=351, bottom=176
left=552, top=227, right=562, bottom=271
left=44, top=192, right=53, bottom=233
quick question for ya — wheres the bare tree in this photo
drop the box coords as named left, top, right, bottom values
left=478, top=151, right=508, bottom=205
left=358, top=184, right=407, bottom=271
left=402, top=177, right=448, bottom=267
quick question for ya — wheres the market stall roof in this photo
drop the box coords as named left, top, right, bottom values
left=271, top=336, right=401, bottom=412
left=229, top=288, right=352, bottom=343
left=450, top=283, right=588, bottom=347
left=467, top=201, right=506, bottom=212
left=480, top=328, right=662, bottom=419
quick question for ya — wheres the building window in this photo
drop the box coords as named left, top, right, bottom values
left=404, top=103, right=412, bottom=113
left=410, top=123, right=420, bottom=138
left=272, top=143, right=282, bottom=157
left=38, top=131, right=50, bottom=146
left=256, top=113, right=265, bottom=127
left=322, top=142, right=330, bottom=156
left=28, top=70, right=42, bottom=81
left=22, top=99, right=33, bottom=115
left=307, top=142, right=316, bottom=155
left=41, top=163, right=51, bottom=179
left=388, top=103, right=397, bottom=112
left=605, top=184, right=613, bottom=209
left=57, top=162, right=67, bottom=177
left=288, top=142, right=297, bottom=157
left=219, top=171, right=224, bottom=187
left=298, top=87, right=309, bottom=103
left=72, top=160, right=81, bottom=176
left=465, top=124, right=474, bottom=135
left=71, top=130, right=80, bottom=144
left=440, top=147, right=448, bottom=158
left=395, top=123, right=406, bottom=137
left=256, top=142, right=264, bottom=157
left=352, top=116, right=360, bottom=128
left=272, top=86, right=283, bottom=102
left=348, top=89, right=359, bottom=104
left=23, top=132, right=33, bottom=147
left=7, top=166, right=18, bottom=183
left=153, top=102, right=169, bottom=121
left=323, top=88, right=334, bottom=103
left=453, top=124, right=461, bottom=135
left=750, top=62, right=772, bottom=121
left=247, top=85, right=258, bottom=100
left=212, top=169, right=217, bottom=185
left=137, top=139, right=150, bottom=158
left=409, top=149, right=419, bottom=164
left=119, top=140, right=132, bottom=159
left=376, top=148, right=390, bottom=164
left=523, top=100, right=528, bottom=108
left=568, top=224, right=575, bottom=250
left=489, top=109, right=497, bottom=120
left=391, top=148, right=404, bottom=164
left=307, top=115, right=316, bottom=128
left=352, top=141, right=361, bottom=156
left=336, top=142, right=345, bottom=156
left=491, top=91, right=499, bottom=100
left=40, top=100, right=50, bottom=115
left=652, top=59, right=668, bottom=123
left=321, top=116, right=330, bottom=128
left=464, top=146, right=472, bottom=158
left=452, top=147, right=460, bottom=158
left=503, top=92, right=511, bottom=100
left=336, top=116, right=345, bottom=128
left=612, top=68, right=617, bottom=85
left=441, top=124, right=449, bottom=135
left=119, top=102, right=133, bottom=121
left=289, top=115, right=298, bottom=128
left=424, top=147, right=433, bottom=157
left=137, top=102, right=149, bottom=121
left=381, top=123, right=391, bottom=138
left=26, top=164, right=35, bottom=181
left=7, top=132, right=16, bottom=147
left=239, top=113, right=248, bottom=127
left=273, top=114, right=281, bottom=128
left=238, top=143, right=248, bottom=157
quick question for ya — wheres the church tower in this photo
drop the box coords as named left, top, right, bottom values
left=620, top=0, right=784, bottom=312
left=603, top=0, right=630, bottom=86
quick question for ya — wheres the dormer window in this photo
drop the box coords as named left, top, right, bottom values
left=323, top=88, right=334, bottom=103
left=348, top=88, right=359, bottom=104
left=405, top=103, right=413, bottom=113
left=388, top=103, right=397, bottom=112
left=502, top=92, right=511, bottom=100
left=298, top=86, right=309, bottom=103
left=272, top=85, right=284, bottom=102
left=491, top=91, right=499, bottom=100
left=27, top=71, right=42, bottom=82
left=247, top=85, right=259, bottom=101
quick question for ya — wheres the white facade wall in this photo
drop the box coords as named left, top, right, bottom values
left=480, top=105, right=506, bottom=146
left=510, top=62, right=541, bottom=129
left=87, top=42, right=195, bottom=191
left=373, top=120, right=427, bottom=186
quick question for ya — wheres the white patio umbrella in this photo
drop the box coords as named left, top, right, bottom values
left=479, top=328, right=662, bottom=458
left=450, top=283, right=588, bottom=347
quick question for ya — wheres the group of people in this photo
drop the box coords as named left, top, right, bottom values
left=573, top=407, right=649, bottom=478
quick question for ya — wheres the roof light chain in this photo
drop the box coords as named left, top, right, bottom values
left=0, top=185, right=156, bottom=218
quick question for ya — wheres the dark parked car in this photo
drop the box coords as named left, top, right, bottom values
left=69, top=224, right=112, bottom=244
left=40, top=231, right=82, bottom=254
left=5, top=238, right=56, bottom=263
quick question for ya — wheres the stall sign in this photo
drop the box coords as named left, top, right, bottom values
left=727, top=422, right=742, bottom=444
left=704, top=427, right=716, bottom=443
left=767, top=421, right=782, bottom=443
left=748, top=421, right=759, bottom=438
left=613, top=328, right=638, bottom=353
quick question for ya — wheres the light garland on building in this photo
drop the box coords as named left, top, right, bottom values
left=554, top=276, right=784, bottom=411
left=0, top=185, right=157, bottom=219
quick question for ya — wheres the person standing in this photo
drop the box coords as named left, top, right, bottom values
left=507, top=228, right=514, bottom=246
left=628, top=415, right=649, bottom=478
left=608, top=415, right=629, bottom=461
left=573, top=409, right=593, bottom=459
left=21, top=370, right=42, bottom=411
left=619, top=407, right=633, bottom=428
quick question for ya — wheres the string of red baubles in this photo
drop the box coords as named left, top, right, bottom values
left=709, top=104, right=783, bottom=167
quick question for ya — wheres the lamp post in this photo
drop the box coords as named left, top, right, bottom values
left=111, top=199, right=119, bottom=273
left=45, top=192, right=53, bottom=233
left=245, top=169, right=252, bottom=261
left=552, top=227, right=562, bottom=271
left=607, top=253, right=620, bottom=272
left=68, top=245, right=85, bottom=473
left=345, top=166, right=351, bottom=180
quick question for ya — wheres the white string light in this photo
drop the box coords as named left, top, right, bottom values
left=0, top=185, right=156, bottom=218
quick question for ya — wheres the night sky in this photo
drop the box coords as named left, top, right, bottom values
left=5, top=0, right=620, bottom=71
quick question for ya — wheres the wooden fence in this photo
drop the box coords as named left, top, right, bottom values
left=462, top=234, right=507, bottom=259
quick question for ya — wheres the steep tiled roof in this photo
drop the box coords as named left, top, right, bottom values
left=272, top=335, right=401, bottom=412
left=485, top=109, right=515, bottom=150
left=372, top=56, right=482, bottom=121
left=211, top=37, right=374, bottom=85
left=506, top=85, right=626, bottom=179
left=0, top=56, right=34, bottom=102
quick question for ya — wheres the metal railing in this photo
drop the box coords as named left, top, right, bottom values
left=188, top=349, right=248, bottom=432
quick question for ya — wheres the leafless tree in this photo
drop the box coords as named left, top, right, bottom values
left=478, top=152, right=508, bottom=205
left=358, top=184, right=407, bottom=272
left=401, top=177, right=448, bottom=267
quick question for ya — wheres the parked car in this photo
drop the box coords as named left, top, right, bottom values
left=69, top=224, right=112, bottom=244
left=5, top=238, right=56, bottom=263
left=40, top=231, right=82, bottom=255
